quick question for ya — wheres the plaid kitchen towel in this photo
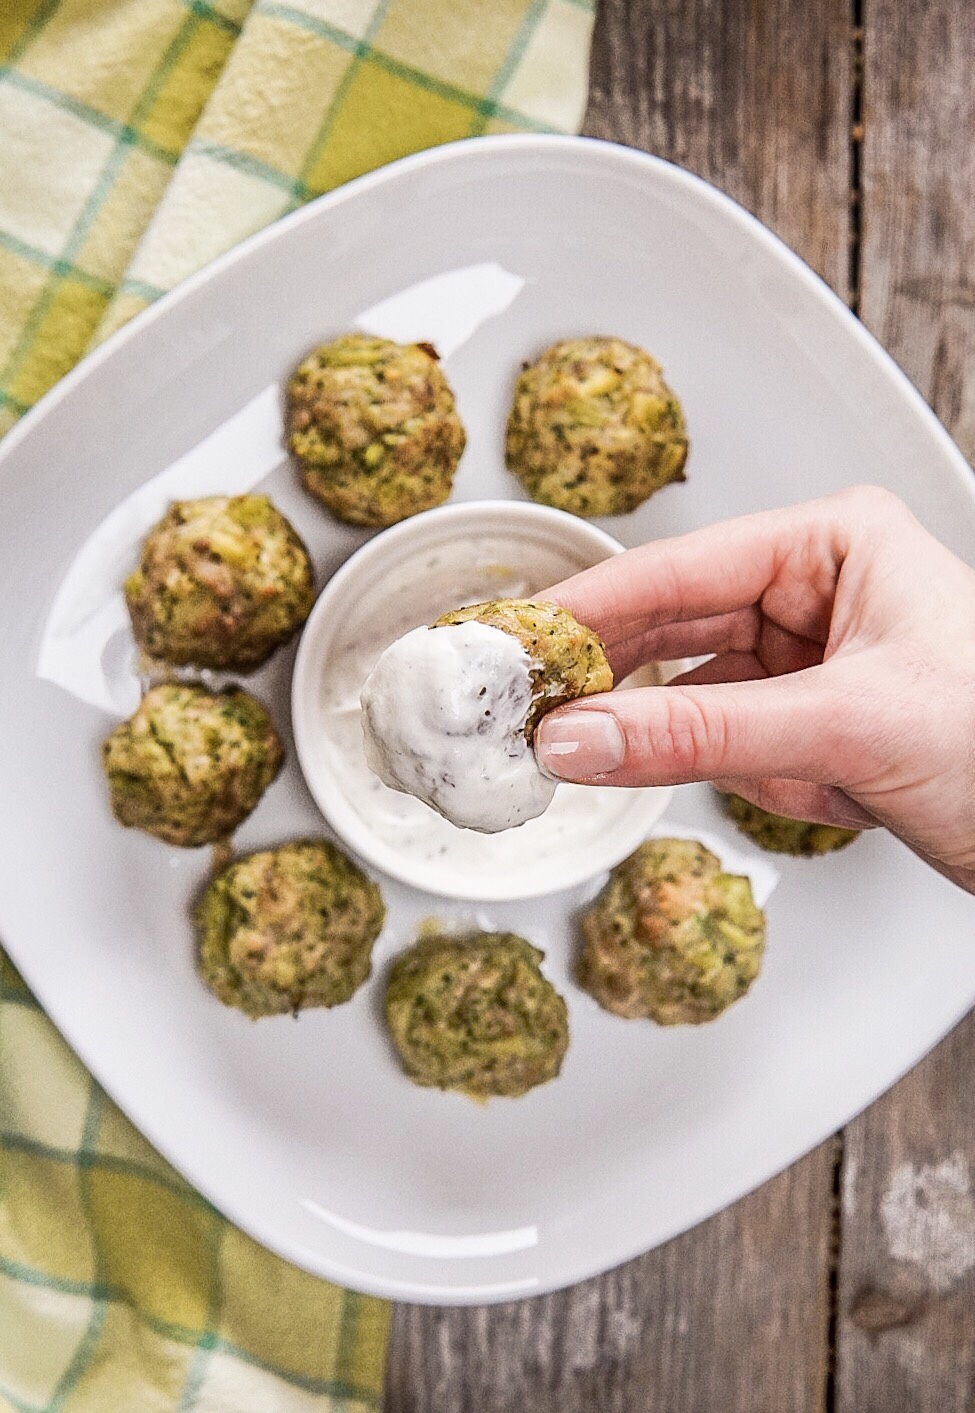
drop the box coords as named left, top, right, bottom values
left=0, top=969, right=390, bottom=1413
left=0, top=1, right=595, bottom=1408
left=0, top=0, right=595, bottom=435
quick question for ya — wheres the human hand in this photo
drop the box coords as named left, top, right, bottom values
left=535, top=487, right=975, bottom=892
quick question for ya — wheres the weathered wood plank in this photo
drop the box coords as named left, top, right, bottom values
left=837, top=2, right=975, bottom=1407
left=839, top=1025, right=975, bottom=1413
left=386, top=0, right=850, bottom=1407
left=856, top=0, right=975, bottom=459
left=582, top=0, right=852, bottom=293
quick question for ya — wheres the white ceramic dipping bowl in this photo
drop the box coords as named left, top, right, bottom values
left=292, top=500, right=673, bottom=899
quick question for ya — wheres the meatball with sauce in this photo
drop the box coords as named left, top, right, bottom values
left=360, top=598, right=612, bottom=833
left=433, top=597, right=612, bottom=732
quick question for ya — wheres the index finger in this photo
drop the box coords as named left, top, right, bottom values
left=545, top=494, right=850, bottom=675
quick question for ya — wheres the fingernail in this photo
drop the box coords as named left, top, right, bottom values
left=536, top=711, right=625, bottom=781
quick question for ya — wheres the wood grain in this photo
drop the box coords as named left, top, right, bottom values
left=386, top=1, right=851, bottom=1406
left=856, top=0, right=975, bottom=458
left=582, top=0, right=853, bottom=292
left=836, top=2, right=975, bottom=1407
left=838, top=1024, right=975, bottom=1413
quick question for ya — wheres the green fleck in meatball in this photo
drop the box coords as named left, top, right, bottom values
left=124, top=495, right=314, bottom=671
left=287, top=334, right=466, bottom=527
left=506, top=336, right=688, bottom=518
left=721, top=792, right=860, bottom=856
left=434, top=597, right=612, bottom=733
left=385, top=932, right=569, bottom=1098
left=578, top=838, right=765, bottom=1025
left=196, top=838, right=385, bottom=1018
left=103, top=683, right=283, bottom=847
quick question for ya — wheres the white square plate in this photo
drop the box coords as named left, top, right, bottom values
left=2, top=136, right=974, bottom=1303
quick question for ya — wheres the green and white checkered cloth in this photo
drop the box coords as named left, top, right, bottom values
left=0, top=960, right=390, bottom=1413
left=0, top=0, right=594, bottom=432
left=0, top=2, right=594, bottom=1407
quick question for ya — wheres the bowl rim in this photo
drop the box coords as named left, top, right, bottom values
left=291, top=498, right=674, bottom=900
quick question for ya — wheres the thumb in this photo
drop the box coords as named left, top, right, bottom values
left=534, top=671, right=850, bottom=788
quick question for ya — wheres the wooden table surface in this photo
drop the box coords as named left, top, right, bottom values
left=384, top=1, right=975, bottom=1407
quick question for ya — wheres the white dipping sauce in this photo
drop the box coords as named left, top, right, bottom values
left=318, top=536, right=630, bottom=873
left=361, top=621, right=556, bottom=833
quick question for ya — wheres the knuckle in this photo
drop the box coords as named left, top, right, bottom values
left=845, top=484, right=908, bottom=521
left=654, top=690, right=728, bottom=779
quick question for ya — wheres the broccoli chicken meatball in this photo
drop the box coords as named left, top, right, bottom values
left=384, top=932, right=569, bottom=1098
left=721, top=792, right=860, bottom=856
left=102, top=683, right=283, bottom=847
left=287, top=334, right=466, bottom=527
left=361, top=598, right=612, bottom=832
left=434, top=597, right=613, bottom=732
left=196, top=838, right=385, bottom=1017
left=125, top=495, right=314, bottom=671
left=506, top=336, right=688, bottom=517
left=578, top=838, right=765, bottom=1025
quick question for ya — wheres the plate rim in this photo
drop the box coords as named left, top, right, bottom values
left=3, top=132, right=973, bottom=497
